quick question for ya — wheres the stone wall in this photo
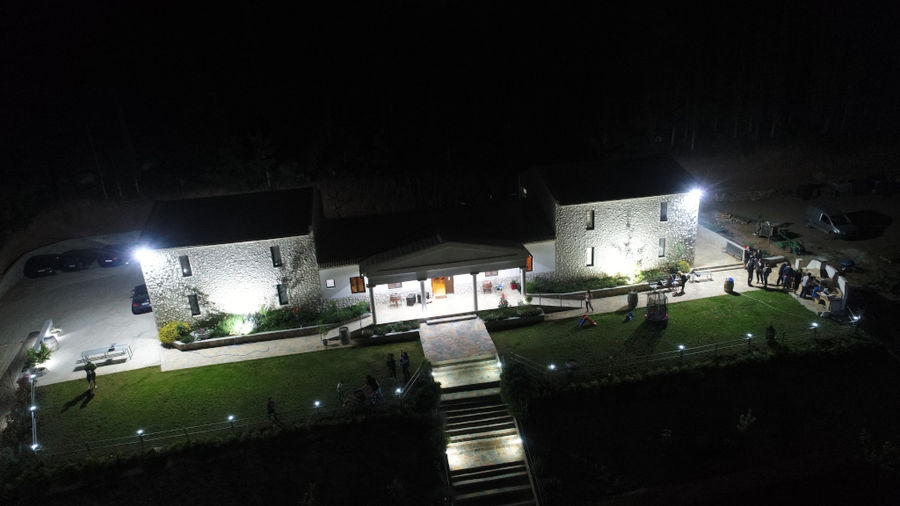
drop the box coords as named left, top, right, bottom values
left=554, top=192, right=699, bottom=279
left=141, top=234, right=320, bottom=327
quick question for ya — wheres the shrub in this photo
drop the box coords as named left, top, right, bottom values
left=477, top=305, right=543, bottom=322
left=500, top=362, right=548, bottom=417
left=362, top=320, right=420, bottom=338
left=526, top=273, right=631, bottom=293
left=159, top=321, right=191, bottom=345
left=25, top=343, right=51, bottom=368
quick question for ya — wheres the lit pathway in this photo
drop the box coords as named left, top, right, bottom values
left=544, top=266, right=763, bottom=321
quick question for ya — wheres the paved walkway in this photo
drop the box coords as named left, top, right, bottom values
left=159, top=316, right=373, bottom=371
left=419, top=316, right=497, bottom=365
left=544, top=266, right=762, bottom=321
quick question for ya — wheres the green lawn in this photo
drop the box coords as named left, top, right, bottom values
left=491, top=290, right=850, bottom=374
left=34, top=342, right=424, bottom=452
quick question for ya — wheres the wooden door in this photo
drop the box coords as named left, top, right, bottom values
left=432, top=277, right=446, bottom=298
left=445, top=275, right=454, bottom=294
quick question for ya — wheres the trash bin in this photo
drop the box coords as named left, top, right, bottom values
left=339, top=326, right=350, bottom=345
left=627, top=290, right=638, bottom=310
left=406, top=293, right=417, bottom=306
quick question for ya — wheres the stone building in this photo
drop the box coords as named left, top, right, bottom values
left=136, top=156, right=699, bottom=329
left=521, top=156, right=700, bottom=279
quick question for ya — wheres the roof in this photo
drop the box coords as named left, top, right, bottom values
left=530, top=156, right=698, bottom=205
left=359, top=236, right=531, bottom=285
left=315, top=199, right=554, bottom=268
left=140, top=187, right=315, bottom=249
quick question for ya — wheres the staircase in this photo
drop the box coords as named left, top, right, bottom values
left=434, top=356, right=538, bottom=506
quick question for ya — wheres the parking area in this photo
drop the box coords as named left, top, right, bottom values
left=0, top=233, right=159, bottom=386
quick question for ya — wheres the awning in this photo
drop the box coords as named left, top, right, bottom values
left=359, top=235, right=531, bottom=286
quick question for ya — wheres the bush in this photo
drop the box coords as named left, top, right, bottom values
left=254, top=301, right=370, bottom=333
left=500, top=362, right=548, bottom=417
left=477, top=305, right=543, bottom=322
left=526, top=273, right=631, bottom=294
left=25, top=343, right=51, bottom=368
left=159, top=321, right=191, bottom=345
left=363, top=320, right=420, bottom=338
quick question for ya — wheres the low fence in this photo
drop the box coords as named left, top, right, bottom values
left=504, top=322, right=861, bottom=380
left=30, top=363, right=433, bottom=461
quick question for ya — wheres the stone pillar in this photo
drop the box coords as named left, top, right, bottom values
left=419, top=279, right=427, bottom=315
left=472, top=272, right=478, bottom=311
left=520, top=268, right=527, bottom=298
left=368, top=283, right=377, bottom=325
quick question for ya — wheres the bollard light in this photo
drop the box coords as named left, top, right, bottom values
left=136, top=429, right=144, bottom=436
left=29, top=405, right=37, bottom=412
left=395, top=387, right=402, bottom=395
left=30, top=443, right=39, bottom=451
left=810, top=322, right=818, bottom=328
left=227, top=414, right=234, bottom=422
left=746, top=333, right=753, bottom=338
left=678, top=344, right=685, bottom=351
left=314, top=400, right=321, bottom=408
left=548, top=363, right=557, bottom=371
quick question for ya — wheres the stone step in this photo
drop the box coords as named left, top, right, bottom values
left=432, top=355, right=499, bottom=372
left=449, top=461, right=527, bottom=480
left=445, top=405, right=510, bottom=421
left=446, top=434, right=524, bottom=468
left=449, top=426, right=518, bottom=444
left=453, top=484, right=534, bottom=506
left=439, top=380, right=501, bottom=394
left=426, top=313, right=478, bottom=325
left=453, top=469, right=531, bottom=496
left=446, top=414, right=515, bottom=432
left=440, top=388, right=502, bottom=403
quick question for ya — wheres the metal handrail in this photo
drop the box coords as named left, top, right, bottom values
left=512, top=415, right=544, bottom=506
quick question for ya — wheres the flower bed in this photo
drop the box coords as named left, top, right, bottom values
left=478, top=305, right=545, bottom=331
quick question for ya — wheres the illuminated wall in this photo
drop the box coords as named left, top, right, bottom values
left=140, top=234, right=320, bottom=327
left=554, top=192, right=699, bottom=279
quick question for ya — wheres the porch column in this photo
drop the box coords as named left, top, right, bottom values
left=368, top=283, right=377, bottom=325
left=520, top=268, right=527, bottom=298
left=419, top=280, right=427, bottom=314
left=471, top=272, right=478, bottom=311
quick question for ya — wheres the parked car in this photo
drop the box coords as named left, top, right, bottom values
left=805, top=203, right=859, bottom=238
left=132, top=284, right=152, bottom=314
left=97, top=244, right=128, bottom=267
left=24, top=255, right=62, bottom=278
left=60, top=249, right=98, bottom=271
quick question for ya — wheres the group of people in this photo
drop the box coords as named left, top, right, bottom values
left=386, top=351, right=412, bottom=383
left=745, top=252, right=833, bottom=300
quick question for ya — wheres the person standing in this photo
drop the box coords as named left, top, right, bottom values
left=584, top=289, right=594, bottom=312
left=756, top=260, right=765, bottom=284
left=267, top=396, right=278, bottom=422
left=337, top=379, right=345, bottom=405
left=386, top=353, right=397, bottom=379
left=794, top=270, right=803, bottom=294
left=799, top=273, right=810, bottom=298
left=783, top=266, right=794, bottom=291
left=746, top=258, right=756, bottom=286
left=400, top=350, right=411, bottom=382
left=84, top=360, right=97, bottom=390
left=366, top=374, right=383, bottom=403
left=763, top=264, right=772, bottom=288
left=776, top=263, right=787, bottom=287
left=679, top=271, right=688, bottom=294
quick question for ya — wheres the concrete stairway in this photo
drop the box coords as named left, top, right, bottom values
left=438, top=366, right=537, bottom=506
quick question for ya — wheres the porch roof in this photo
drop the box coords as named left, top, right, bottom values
left=359, top=235, right=530, bottom=285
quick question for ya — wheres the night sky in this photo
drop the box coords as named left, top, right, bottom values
left=2, top=2, right=899, bottom=204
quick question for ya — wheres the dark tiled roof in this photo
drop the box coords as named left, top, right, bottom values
left=140, top=188, right=315, bottom=249
left=315, top=199, right=554, bottom=267
left=532, top=156, right=698, bottom=205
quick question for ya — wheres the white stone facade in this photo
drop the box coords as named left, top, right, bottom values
left=140, top=234, right=320, bottom=326
left=553, top=192, right=699, bottom=279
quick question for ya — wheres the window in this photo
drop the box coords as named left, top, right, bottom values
left=325, top=279, right=336, bottom=288
left=188, top=294, right=200, bottom=316
left=586, top=210, right=594, bottom=230
left=179, top=255, right=192, bottom=277
left=270, top=246, right=283, bottom=267
left=526, top=255, right=533, bottom=272
left=277, top=284, right=289, bottom=305
left=350, top=276, right=366, bottom=293
left=660, top=202, right=668, bottom=222
left=658, top=238, right=666, bottom=258
left=388, top=282, right=402, bottom=289
left=585, top=247, right=594, bottom=266
left=485, top=271, right=498, bottom=277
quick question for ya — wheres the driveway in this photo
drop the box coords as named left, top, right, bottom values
left=0, top=235, right=159, bottom=387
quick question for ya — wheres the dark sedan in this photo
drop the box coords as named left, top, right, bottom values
left=97, top=245, right=129, bottom=267
left=60, top=249, right=98, bottom=271
left=132, top=284, right=152, bottom=314
left=24, top=255, right=62, bottom=278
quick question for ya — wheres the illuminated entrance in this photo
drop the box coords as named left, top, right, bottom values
left=359, top=237, right=531, bottom=325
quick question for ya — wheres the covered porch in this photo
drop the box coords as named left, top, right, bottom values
left=359, top=237, right=531, bottom=325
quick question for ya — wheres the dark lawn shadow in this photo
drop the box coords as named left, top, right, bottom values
left=727, top=291, right=743, bottom=296
left=80, top=390, right=95, bottom=409
left=623, top=320, right=668, bottom=356
left=62, top=389, right=93, bottom=413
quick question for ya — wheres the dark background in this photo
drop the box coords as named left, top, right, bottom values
left=2, top=1, right=899, bottom=218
